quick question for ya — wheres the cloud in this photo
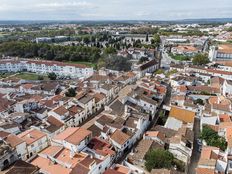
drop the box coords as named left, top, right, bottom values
left=36, top=1, right=96, bottom=9
left=0, top=0, right=231, bottom=20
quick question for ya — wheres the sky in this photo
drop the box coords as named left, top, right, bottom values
left=0, top=0, right=231, bottom=20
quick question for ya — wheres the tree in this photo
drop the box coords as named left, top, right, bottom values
left=200, top=125, right=227, bottom=151
left=0, top=41, right=101, bottom=63
left=153, top=34, right=161, bottom=45
left=146, top=33, right=149, bottom=42
left=173, top=159, right=185, bottom=172
left=157, top=110, right=167, bottom=125
left=133, top=39, right=142, bottom=48
left=97, top=57, right=106, bottom=69
left=104, top=55, right=132, bottom=72
left=194, top=98, right=204, bottom=105
left=145, top=149, right=174, bottom=172
left=83, top=36, right=90, bottom=44
left=65, top=88, right=76, bottom=97
left=104, top=47, right=117, bottom=55
left=192, top=54, right=209, bottom=65
left=48, top=72, right=57, bottom=80
left=138, top=57, right=149, bottom=64
left=37, top=75, right=44, bottom=81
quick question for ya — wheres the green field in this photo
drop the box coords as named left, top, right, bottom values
left=169, top=53, right=190, bottom=61
left=15, top=72, right=49, bottom=81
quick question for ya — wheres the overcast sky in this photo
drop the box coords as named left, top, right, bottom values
left=0, top=0, right=231, bottom=20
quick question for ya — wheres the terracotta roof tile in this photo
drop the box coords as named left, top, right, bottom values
left=54, top=127, right=92, bottom=146
left=6, top=134, right=25, bottom=147
left=196, top=168, right=215, bottom=174
left=110, top=129, right=130, bottom=145
left=47, top=116, right=64, bottom=128
left=169, top=106, right=195, bottom=123
left=53, top=106, right=69, bottom=115
left=18, top=129, right=46, bottom=145
left=104, top=169, right=124, bottom=174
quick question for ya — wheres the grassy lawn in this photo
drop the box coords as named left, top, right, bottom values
left=15, top=72, right=49, bottom=81
left=169, top=53, right=190, bottom=61
left=65, top=61, right=96, bottom=68
left=165, top=69, right=178, bottom=77
left=154, top=69, right=165, bottom=74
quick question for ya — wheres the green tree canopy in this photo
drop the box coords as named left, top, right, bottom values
left=200, top=125, right=227, bottom=151
left=138, top=57, right=149, bottom=64
left=194, top=99, right=204, bottom=105
left=145, top=149, right=174, bottom=172
left=192, top=54, right=209, bottom=65
left=37, top=75, right=44, bottom=81
left=104, top=47, right=117, bottom=55
left=104, top=55, right=132, bottom=72
left=153, top=34, right=161, bottom=44
left=146, top=33, right=149, bottom=42
left=65, top=88, right=77, bottom=97
left=48, top=72, right=57, bottom=80
left=0, top=41, right=101, bottom=63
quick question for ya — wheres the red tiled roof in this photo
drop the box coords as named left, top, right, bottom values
left=54, top=127, right=92, bottom=146
left=18, top=129, right=46, bottom=145
left=110, top=129, right=130, bottom=145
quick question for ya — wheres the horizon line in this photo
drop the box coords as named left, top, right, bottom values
left=0, top=17, right=232, bottom=22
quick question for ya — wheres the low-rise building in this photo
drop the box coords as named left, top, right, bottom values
left=165, top=106, right=195, bottom=131
left=0, top=140, right=18, bottom=171
left=209, top=44, right=232, bottom=61
left=0, top=59, right=94, bottom=79
left=52, top=127, right=92, bottom=153
left=17, top=129, right=48, bottom=159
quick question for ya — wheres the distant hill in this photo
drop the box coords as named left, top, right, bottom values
left=0, top=18, right=232, bottom=25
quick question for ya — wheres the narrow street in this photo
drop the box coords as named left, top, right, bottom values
left=188, top=117, right=201, bottom=174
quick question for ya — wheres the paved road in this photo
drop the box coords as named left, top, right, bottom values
left=188, top=117, right=201, bottom=174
